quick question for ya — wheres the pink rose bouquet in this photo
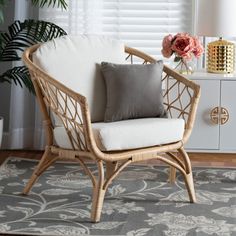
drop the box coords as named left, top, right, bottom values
left=161, top=33, right=204, bottom=61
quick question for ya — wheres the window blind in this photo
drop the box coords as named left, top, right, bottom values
left=39, top=0, right=193, bottom=60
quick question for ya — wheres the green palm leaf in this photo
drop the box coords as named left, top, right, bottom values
left=0, top=66, right=35, bottom=93
left=0, top=20, right=66, bottom=92
left=0, top=20, right=67, bottom=61
left=31, top=0, right=67, bottom=9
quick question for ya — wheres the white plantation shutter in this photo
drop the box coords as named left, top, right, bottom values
left=39, top=0, right=104, bottom=34
left=39, top=0, right=193, bottom=60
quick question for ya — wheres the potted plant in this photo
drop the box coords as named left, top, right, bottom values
left=0, top=0, right=67, bottom=147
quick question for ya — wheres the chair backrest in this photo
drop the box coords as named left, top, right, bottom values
left=32, top=35, right=126, bottom=122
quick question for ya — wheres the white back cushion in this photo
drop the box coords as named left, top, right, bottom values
left=33, top=35, right=126, bottom=122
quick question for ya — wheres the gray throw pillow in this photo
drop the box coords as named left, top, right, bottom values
left=101, top=61, right=166, bottom=122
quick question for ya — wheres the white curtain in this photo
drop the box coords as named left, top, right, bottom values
left=39, top=0, right=193, bottom=60
left=6, top=0, right=45, bottom=149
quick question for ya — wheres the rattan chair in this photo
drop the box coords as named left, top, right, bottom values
left=22, top=35, right=200, bottom=222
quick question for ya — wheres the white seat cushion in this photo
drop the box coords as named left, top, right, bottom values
left=53, top=118, right=185, bottom=151
left=33, top=35, right=126, bottom=123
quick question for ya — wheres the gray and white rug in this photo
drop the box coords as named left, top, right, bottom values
left=0, top=157, right=235, bottom=236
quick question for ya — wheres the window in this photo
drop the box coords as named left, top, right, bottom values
left=39, top=0, right=193, bottom=60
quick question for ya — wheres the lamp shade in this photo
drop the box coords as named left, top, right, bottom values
left=196, top=0, right=236, bottom=37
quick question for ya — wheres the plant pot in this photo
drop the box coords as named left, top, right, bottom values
left=0, top=117, right=3, bottom=147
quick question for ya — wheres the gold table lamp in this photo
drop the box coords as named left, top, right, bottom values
left=196, top=0, right=236, bottom=74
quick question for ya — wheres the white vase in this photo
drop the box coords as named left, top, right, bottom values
left=0, top=117, right=3, bottom=148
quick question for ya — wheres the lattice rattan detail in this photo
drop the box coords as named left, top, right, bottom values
left=35, top=73, right=88, bottom=151
left=162, top=73, right=194, bottom=123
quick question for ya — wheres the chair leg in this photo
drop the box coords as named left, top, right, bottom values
left=23, top=146, right=56, bottom=195
left=178, top=147, right=196, bottom=203
left=91, top=185, right=106, bottom=223
left=184, top=171, right=196, bottom=203
left=105, top=161, right=118, bottom=179
left=169, top=166, right=176, bottom=184
left=91, top=161, right=105, bottom=222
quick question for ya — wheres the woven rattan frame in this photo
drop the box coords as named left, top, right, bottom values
left=22, top=44, right=200, bottom=222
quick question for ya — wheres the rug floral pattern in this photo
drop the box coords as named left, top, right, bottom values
left=0, top=157, right=235, bottom=236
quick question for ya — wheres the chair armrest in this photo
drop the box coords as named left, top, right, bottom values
left=34, top=72, right=93, bottom=152
left=162, top=65, right=201, bottom=143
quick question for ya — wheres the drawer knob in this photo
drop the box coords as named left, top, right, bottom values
left=210, top=107, right=219, bottom=124
left=220, top=107, right=229, bottom=125
left=210, top=107, right=229, bottom=125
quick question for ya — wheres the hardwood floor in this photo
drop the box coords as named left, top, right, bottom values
left=0, top=150, right=43, bottom=165
left=0, top=150, right=236, bottom=167
left=186, top=152, right=236, bottom=167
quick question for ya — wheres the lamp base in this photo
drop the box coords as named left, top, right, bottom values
left=207, top=39, right=235, bottom=74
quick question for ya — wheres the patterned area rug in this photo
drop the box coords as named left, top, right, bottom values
left=0, top=157, right=235, bottom=236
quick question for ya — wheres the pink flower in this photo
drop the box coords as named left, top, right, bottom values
left=192, top=37, right=204, bottom=58
left=161, top=32, right=204, bottom=60
left=171, top=34, right=195, bottom=60
left=161, top=34, right=174, bottom=58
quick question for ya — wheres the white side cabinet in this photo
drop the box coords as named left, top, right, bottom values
left=185, top=71, right=236, bottom=153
